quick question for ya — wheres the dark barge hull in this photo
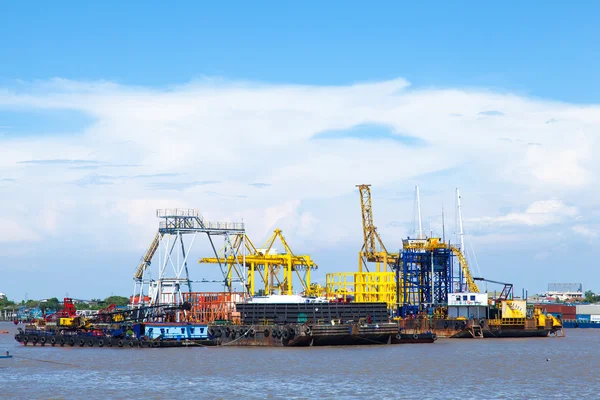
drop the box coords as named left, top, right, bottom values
left=219, top=301, right=404, bottom=347
left=391, top=332, right=437, bottom=344
left=15, top=333, right=216, bottom=348
left=209, top=323, right=398, bottom=347
left=482, top=329, right=551, bottom=338
left=400, top=318, right=557, bottom=338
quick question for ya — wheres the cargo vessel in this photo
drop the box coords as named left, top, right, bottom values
left=396, top=292, right=563, bottom=339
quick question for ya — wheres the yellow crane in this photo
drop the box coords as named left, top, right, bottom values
left=134, top=232, right=163, bottom=280
left=357, top=184, right=399, bottom=272
left=199, top=229, right=318, bottom=296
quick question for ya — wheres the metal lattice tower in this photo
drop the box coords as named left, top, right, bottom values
left=397, top=238, right=460, bottom=317
left=132, top=209, right=245, bottom=308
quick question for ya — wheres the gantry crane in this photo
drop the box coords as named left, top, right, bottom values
left=131, top=209, right=246, bottom=307
left=199, top=229, right=318, bottom=296
left=357, top=184, right=399, bottom=272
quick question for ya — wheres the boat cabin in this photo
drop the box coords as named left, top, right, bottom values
left=447, top=292, right=488, bottom=319
left=140, top=323, right=209, bottom=340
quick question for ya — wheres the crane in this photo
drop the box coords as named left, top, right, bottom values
left=473, top=277, right=513, bottom=300
left=356, top=184, right=399, bottom=272
left=134, top=232, right=163, bottom=280
left=199, top=229, right=317, bottom=296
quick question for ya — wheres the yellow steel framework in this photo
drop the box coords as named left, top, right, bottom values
left=356, top=184, right=399, bottom=272
left=326, top=272, right=397, bottom=308
left=199, top=229, right=317, bottom=296
left=402, top=237, right=479, bottom=293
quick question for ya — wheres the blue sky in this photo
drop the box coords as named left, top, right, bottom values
left=1, top=2, right=600, bottom=300
left=2, top=2, right=600, bottom=102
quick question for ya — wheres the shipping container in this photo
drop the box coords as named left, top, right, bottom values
left=538, top=304, right=575, bottom=312
left=576, top=314, right=591, bottom=321
left=539, top=304, right=562, bottom=312
left=576, top=305, right=600, bottom=315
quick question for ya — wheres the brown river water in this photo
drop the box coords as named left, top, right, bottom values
left=0, top=322, right=598, bottom=399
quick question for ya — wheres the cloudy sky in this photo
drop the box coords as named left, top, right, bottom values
left=1, top=2, right=599, bottom=300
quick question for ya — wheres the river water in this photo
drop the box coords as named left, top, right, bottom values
left=0, top=322, right=598, bottom=399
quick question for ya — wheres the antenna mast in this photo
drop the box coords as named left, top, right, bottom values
left=416, top=185, right=423, bottom=239
left=457, top=188, right=465, bottom=252
left=442, top=205, right=446, bottom=243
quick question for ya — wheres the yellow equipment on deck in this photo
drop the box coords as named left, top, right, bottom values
left=326, top=272, right=397, bottom=307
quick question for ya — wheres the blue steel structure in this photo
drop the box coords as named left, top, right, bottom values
left=394, top=239, right=456, bottom=318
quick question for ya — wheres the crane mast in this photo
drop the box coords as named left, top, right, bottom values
left=356, top=184, right=398, bottom=272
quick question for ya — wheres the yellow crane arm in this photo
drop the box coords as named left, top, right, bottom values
left=450, top=246, right=479, bottom=293
left=357, top=184, right=376, bottom=255
left=134, top=232, right=163, bottom=279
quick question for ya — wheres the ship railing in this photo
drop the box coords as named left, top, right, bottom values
left=158, top=220, right=245, bottom=231
left=156, top=209, right=200, bottom=218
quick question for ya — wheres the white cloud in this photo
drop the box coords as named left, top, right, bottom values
left=0, top=77, right=599, bottom=266
left=470, top=200, right=578, bottom=227
left=572, top=225, right=598, bottom=240
left=526, top=144, right=589, bottom=187
left=0, top=219, right=41, bottom=243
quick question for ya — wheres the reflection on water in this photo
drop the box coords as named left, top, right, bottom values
left=0, top=322, right=598, bottom=399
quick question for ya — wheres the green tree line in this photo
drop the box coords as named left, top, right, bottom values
left=584, top=290, right=600, bottom=303
left=0, top=296, right=130, bottom=310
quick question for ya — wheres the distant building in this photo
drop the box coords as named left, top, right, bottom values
left=546, top=283, right=583, bottom=301
left=0, top=293, right=6, bottom=300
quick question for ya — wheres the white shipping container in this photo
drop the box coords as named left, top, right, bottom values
left=576, top=305, right=600, bottom=315
left=590, top=315, right=600, bottom=322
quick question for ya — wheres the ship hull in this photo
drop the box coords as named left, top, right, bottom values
left=209, top=323, right=398, bottom=347
left=15, top=333, right=217, bottom=348
left=481, top=329, right=550, bottom=338
left=398, top=318, right=557, bottom=338
left=391, top=332, right=437, bottom=344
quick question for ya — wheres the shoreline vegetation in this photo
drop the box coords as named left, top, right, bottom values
left=0, top=295, right=130, bottom=312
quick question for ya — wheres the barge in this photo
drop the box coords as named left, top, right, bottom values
left=14, top=299, right=218, bottom=348
left=211, top=301, right=402, bottom=347
left=14, top=299, right=437, bottom=348
left=15, top=321, right=217, bottom=348
left=14, top=293, right=562, bottom=349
